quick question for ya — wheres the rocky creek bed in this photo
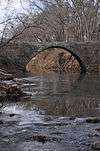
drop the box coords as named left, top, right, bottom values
left=0, top=71, right=100, bottom=151
left=0, top=111, right=100, bottom=151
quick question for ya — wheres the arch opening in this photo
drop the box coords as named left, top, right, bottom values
left=26, top=46, right=86, bottom=75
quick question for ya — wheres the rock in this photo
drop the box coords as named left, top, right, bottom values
left=0, top=120, right=3, bottom=124
left=74, top=118, right=85, bottom=124
left=95, top=128, right=100, bottom=132
left=0, top=71, right=23, bottom=97
left=0, top=69, right=6, bottom=73
left=50, top=131, right=64, bottom=135
left=86, top=117, right=100, bottom=123
left=0, top=69, right=14, bottom=81
left=0, top=83, right=23, bottom=96
left=32, top=134, right=62, bottom=143
left=9, top=113, right=15, bottom=117
left=0, top=71, right=5, bottom=77
left=0, top=102, right=3, bottom=108
left=33, top=134, right=48, bottom=143
left=91, top=141, right=100, bottom=150
left=6, top=85, right=22, bottom=95
left=88, top=133, right=99, bottom=137
left=0, top=69, right=27, bottom=99
left=0, top=69, right=14, bottom=80
left=0, top=84, right=7, bottom=91
left=69, top=116, right=76, bottom=120
left=13, top=78, right=22, bottom=85
left=0, top=73, right=14, bottom=80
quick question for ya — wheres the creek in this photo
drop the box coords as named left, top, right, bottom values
left=0, top=73, right=100, bottom=151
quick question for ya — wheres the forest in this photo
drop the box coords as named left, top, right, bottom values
left=0, top=0, right=100, bottom=48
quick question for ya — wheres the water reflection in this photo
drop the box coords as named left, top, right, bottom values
left=32, top=97, right=99, bottom=117
left=1, top=73, right=100, bottom=118
left=23, top=73, right=80, bottom=97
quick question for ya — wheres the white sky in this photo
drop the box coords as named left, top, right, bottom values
left=0, top=0, right=30, bottom=36
left=0, top=0, right=29, bottom=22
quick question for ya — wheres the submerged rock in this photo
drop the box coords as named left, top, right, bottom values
left=26, top=47, right=80, bottom=74
left=91, top=141, right=100, bottom=150
left=86, top=117, right=100, bottom=123
left=9, top=113, right=16, bottom=117
left=33, top=134, right=48, bottom=143
left=0, top=120, right=3, bottom=124
left=95, top=127, right=100, bottom=132
left=32, top=134, right=62, bottom=143
left=69, top=116, right=76, bottom=120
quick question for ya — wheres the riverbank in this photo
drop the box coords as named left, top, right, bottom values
left=0, top=69, right=30, bottom=102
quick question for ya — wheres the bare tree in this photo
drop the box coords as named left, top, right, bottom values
left=0, top=0, right=100, bottom=47
left=18, top=0, right=100, bottom=42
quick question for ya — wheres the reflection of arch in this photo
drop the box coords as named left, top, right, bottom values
left=28, top=96, right=98, bottom=117
left=38, top=46, right=86, bottom=74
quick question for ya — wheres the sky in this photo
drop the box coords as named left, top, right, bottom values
left=0, top=0, right=29, bottom=19
left=0, top=0, right=30, bottom=35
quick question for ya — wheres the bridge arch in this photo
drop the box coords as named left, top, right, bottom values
left=37, top=45, right=87, bottom=74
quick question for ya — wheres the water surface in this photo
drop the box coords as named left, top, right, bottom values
left=0, top=73, right=100, bottom=151
left=2, top=73, right=100, bottom=118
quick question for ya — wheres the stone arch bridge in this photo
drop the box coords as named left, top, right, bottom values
left=31, top=42, right=100, bottom=74
left=7, top=41, right=100, bottom=74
